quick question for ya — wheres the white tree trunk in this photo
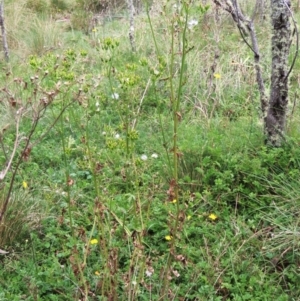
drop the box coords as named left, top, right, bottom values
left=127, top=0, right=136, bottom=52
left=265, top=0, right=292, bottom=146
left=0, top=0, right=9, bottom=62
left=212, top=0, right=293, bottom=146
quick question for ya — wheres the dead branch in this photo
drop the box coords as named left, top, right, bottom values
left=212, top=0, right=268, bottom=116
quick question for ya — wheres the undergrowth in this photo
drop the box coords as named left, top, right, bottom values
left=0, top=0, right=300, bottom=300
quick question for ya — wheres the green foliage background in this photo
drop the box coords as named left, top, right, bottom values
left=0, top=0, right=300, bottom=300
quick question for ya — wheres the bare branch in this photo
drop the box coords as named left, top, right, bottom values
left=251, top=0, right=259, bottom=22
left=0, top=113, right=22, bottom=181
left=0, top=111, right=39, bottom=223
left=0, top=136, right=8, bottom=163
left=283, top=0, right=298, bottom=82
left=132, top=78, right=151, bottom=130
left=31, top=99, right=75, bottom=148
left=212, top=0, right=268, bottom=116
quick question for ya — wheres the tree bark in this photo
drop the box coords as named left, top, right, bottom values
left=212, top=0, right=293, bottom=146
left=0, top=0, right=9, bottom=62
left=265, top=0, right=291, bottom=146
left=127, top=0, right=136, bottom=52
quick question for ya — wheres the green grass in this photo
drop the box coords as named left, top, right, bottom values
left=0, top=0, right=300, bottom=300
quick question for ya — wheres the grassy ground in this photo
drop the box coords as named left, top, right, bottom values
left=0, top=0, right=300, bottom=300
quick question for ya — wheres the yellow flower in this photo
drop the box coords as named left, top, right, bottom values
left=208, top=213, right=218, bottom=221
left=92, top=28, right=97, bottom=32
left=187, top=215, right=191, bottom=220
left=22, top=181, right=28, bottom=189
left=213, top=73, right=221, bottom=79
left=172, top=199, right=177, bottom=204
left=165, top=235, right=172, bottom=241
left=90, top=239, right=98, bottom=245
left=95, top=271, right=100, bottom=276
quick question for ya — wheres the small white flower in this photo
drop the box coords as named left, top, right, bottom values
left=172, top=3, right=181, bottom=11
left=102, top=131, right=106, bottom=136
left=151, top=153, right=158, bottom=159
left=145, top=269, right=154, bottom=277
left=115, top=133, right=120, bottom=139
left=132, top=280, right=137, bottom=286
left=95, top=101, right=100, bottom=107
left=141, top=154, right=148, bottom=161
left=173, top=3, right=179, bottom=10
left=111, top=93, right=119, bottom=100
left=188, top=19, right=198, bottom=29
left=172, top=269, right=180, bottom=278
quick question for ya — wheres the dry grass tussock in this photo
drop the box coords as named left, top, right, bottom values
left=3, top=0, right=63, bottom=58
left=0, top=190, right=43, bottom=248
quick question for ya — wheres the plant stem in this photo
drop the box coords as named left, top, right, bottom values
left=163, top=3, right=189, bottom=296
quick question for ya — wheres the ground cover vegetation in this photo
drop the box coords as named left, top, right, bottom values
left=0, top=0, right=300, bottom=300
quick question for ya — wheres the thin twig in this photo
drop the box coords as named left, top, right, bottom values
left=31, top=100, right=75, bottom=148
left=283, top=0, right=299, bottom=82
left=251, top=0, right=259, bottom=22
left=131, top=78, right=151, bottom=130
left=0, top=136, right=8, bottom=163
left=0, top=114, right=39, bottom=223
left=232, top=0, right=258, bottom=56
left=0, top=113, right=22, bottom=181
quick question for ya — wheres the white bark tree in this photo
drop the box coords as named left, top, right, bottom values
left=0, top=0, right=9, bottom=61
left=266, top=0, right=292, bottom=145
left=212, top=0, right=295, bottom=146
left=127, top=0, right=136, bottom=52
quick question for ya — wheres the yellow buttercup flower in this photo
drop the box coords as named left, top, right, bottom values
left=22, top=181, right=28, bottom=189
left=172, top=199, right=177, bottom=204
left=90, top=239, right=98, bottom=245
left=165, top=235, right=172, bottom=241
left=95, top=271, right=100, bottom=276
left=208, top=213, right=218, bottom=221
left=213, top=73, right=221, bottom=79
